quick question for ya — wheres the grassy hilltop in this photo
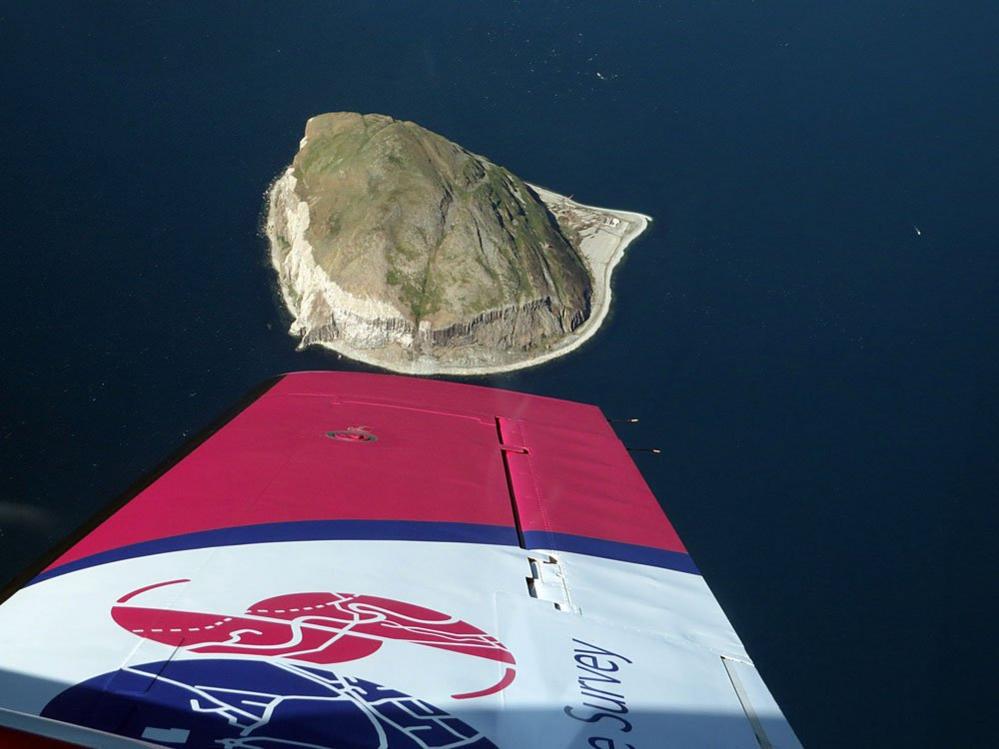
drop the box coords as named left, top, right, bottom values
left=288, top=112, right=590, bottom=327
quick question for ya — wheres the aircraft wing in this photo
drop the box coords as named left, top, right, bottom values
left=0, top=371, right=802, bottom=748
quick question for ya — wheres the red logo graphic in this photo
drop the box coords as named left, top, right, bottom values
left=111, top=580, right=516, bottom=699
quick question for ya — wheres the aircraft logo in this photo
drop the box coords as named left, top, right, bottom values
left=42, top=579, right=515, bottom=748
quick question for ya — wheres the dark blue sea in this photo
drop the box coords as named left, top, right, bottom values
left=1, top=3, right=996, bottom=746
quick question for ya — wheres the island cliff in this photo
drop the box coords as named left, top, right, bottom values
left=266, top=113, right=649, bottom=374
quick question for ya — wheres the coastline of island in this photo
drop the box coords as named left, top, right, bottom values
left=268, top=176, right=651, bottom=376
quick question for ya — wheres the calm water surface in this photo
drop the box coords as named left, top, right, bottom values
left=1, top=3, right=996, bottom=746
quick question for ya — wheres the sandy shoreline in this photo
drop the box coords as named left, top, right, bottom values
left=272, top=182, right=651, bottom=376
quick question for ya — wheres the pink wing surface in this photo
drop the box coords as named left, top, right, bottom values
left=0, top=372, right=802, bottom=748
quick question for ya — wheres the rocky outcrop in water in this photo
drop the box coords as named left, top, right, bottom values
left=266, top=112, right=592, bottom=373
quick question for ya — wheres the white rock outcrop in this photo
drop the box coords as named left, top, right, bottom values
left=267, top=169, right=416, bottom=350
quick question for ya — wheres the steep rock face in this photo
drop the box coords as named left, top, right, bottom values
left=266, top=113, right=591, bottom=371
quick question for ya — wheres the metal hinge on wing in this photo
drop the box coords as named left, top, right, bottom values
left=525, top=553, right=579, bottom=614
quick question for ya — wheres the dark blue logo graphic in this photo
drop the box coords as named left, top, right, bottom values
left=43, top=658, right=498, bottom=748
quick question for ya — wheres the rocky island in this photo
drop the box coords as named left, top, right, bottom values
left=266, top=112, right=650, bottom=374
